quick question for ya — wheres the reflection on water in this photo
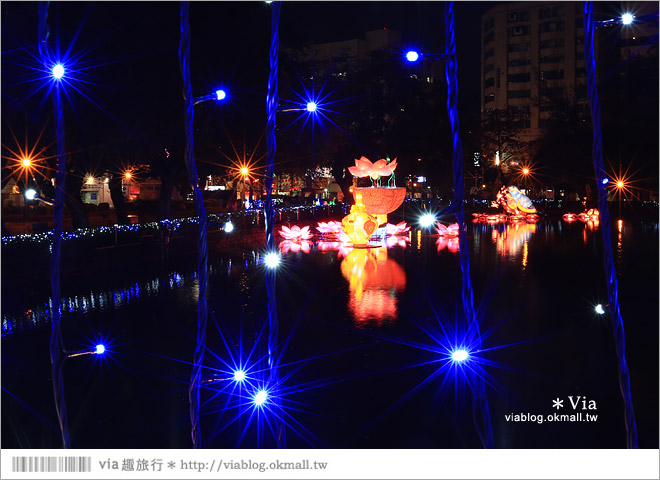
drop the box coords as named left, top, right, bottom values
left=491, top=223, right=537, bottom=262
left=340, top=247, right=406, bottom=328
left=1, top=259, right=250, bottom=336
left=617, top=219, right=623, bottom=264
left=1, top=274, right=184, bottom=336
left=2, top=219, right=634, bottom=337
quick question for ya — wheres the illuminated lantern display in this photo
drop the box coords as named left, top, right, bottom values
left=340, top=247, right=406, bottom=327
left=341, top=194, right=378, bottom=246
left=578, top=208, right=600, bottom=222
left=436, top=222, right=459, bottom=237
left=494, top=185, right=537, bottom=215
left=347, top=156, right=406, bottom=225
left=316, top=221, right=343, bottom=236
left=278, top=225, right=313, bottom=240
left=384, top=221, right=411, bottom=236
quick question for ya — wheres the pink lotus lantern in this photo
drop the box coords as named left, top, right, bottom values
left=436, top=222, right=459, bottom=237
left=316, top=221, right=343, bottom=235
left=386, top=235, right=410, bottom=249
left=347, top=156, right=406, bottom=226
left=278, top=225, right=313, bottom=240
left=385, top=221, right=411, bottom=236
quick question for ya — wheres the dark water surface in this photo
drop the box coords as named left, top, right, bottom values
left=2, top=218, right=658, bottom=448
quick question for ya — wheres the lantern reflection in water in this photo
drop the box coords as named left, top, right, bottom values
left=340, top=247, right=406, bottom=327
left=491, top=223, right=537, bottom=259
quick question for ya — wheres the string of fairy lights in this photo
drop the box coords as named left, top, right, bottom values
left=0, top=205, right=351, bottom=247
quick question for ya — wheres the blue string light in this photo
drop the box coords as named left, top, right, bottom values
left=444, top=1, right=494, bottom=449
left=179, top=1, right=210, bottom=449
left=265, top=0, right=285, bottom=448
left=38, top=0, right=71, bottom=450
left=584, top=1, right=638, bottom=449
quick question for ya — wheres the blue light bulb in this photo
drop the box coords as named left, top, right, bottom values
left=233, top=370, right=246, bottom=382
left=451, top=349, right=469, bottom=362
left=253, top=389, right=268, bottom=406
left=602, top=178, right=609, bottom=185
left=306, top=101, right=317, bottom=112
left=52, top=64, right=65, bottom=79
left=95, top=344, right=106, bottom=354
left=264, top=252, right=280, bottom=269
left=216, top=89, right=226, bottom=100
left=406, top=51, right=420, bottom=62
left=621, top=13, right=633, bottom=25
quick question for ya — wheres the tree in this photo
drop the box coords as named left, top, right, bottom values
left=278, top=48, right=454, bottom=201
left=481, top=106, right=535, bottom=182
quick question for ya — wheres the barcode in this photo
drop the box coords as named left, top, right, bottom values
left=11, top=456, right=92, bottom=473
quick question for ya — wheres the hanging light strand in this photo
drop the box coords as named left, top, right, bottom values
left=37, top=0, right=72, bottom=450
left=265, top=0, right=285, bottom=448
left=444, top=1, right=494, bottom=449
left=583, top=1, right=638, bottom=449
left=179, top=0, right=209, bottom=449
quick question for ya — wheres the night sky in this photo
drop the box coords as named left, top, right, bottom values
left=1, top=1, right=495, bottom=165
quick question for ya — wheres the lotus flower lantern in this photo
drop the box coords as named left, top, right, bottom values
left=346, top=156, right=406, bottom=226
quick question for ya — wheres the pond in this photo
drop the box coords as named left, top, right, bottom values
left=2, top=215, right=658, bottom=448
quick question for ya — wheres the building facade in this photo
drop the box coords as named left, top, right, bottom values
left=481, top=2, right=587, bottom=140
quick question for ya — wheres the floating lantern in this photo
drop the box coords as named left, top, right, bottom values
left=341, top=194, right=378, bottom=246
left=347, top=156, right=405, bottom=225
left=354, top=187, right=406, bottom=225
left=278, top=225, right=313, bottom=240
left=384, top=221, right=411, bottom=236
left=316, top=221, right=343, bottom=235
left=495, top=185, right=537, bottom=215
left=436, top=222, right=459, bottom=237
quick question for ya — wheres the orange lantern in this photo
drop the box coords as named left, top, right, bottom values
left=341, top=194, right=378, bottom=246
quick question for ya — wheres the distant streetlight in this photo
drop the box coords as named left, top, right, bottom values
left=522, top=168, right=529, bottom=175
left=621, top=13, right=634, bottom=25
left=22, top=158, right=32, bottom=168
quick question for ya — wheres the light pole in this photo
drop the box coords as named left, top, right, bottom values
left=522, top=167, right=530, bottom=195
left=241, top=167, right=249, bottom=209
left=615, top=179, right=625, bottom=218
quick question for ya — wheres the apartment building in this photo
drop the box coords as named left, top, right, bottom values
left=481, top=2, right=588, bottom=140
